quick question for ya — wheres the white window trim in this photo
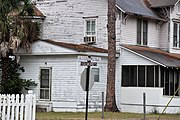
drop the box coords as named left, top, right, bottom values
left=91, top=67, right=100, bottom=83
left=83, top=18, right=97, bottom=37
left=173, top=22, right=180, bottom=48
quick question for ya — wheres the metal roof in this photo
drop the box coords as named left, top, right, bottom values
left=116, top=0, right=166, bottom=20
left=42, top=39, right=108, bottom=53
left=147, top=0, right=179, bottom=8
left=116, top=0, right=165, bottom=21
left=122, top=45, right=180, bottom=68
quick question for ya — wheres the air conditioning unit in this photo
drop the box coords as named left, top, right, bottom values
left=84, top=36, right=96, bottom=44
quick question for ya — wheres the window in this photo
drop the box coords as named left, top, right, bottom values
left=122, top=65, right=159, bottom=87
left=160, top=67, right=180, bottom=96
left=178, top=3, right=180, bottom=13
left=40, top=68, right=51, bottom=100
left=91, top=68, right=100, bottom=82
left=122, top=66, right=137, bottom=86
left=86, top=20, right=96, bottom=36
left=137, top=19, right=148, bottom=45
left=83, top=18, right=96, bottom=44
left=122, top=65, right=180, bottom=96
left=173, top=23, right=180, bottom=48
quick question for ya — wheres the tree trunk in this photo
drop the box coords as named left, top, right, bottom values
left=104, top=0, right=119, bottom=112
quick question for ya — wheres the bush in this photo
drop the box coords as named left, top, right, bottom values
left=0, top=58, right=37, bottom=94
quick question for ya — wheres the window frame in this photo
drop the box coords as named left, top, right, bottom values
left=137, top=19, right=148, bottom=46
left=39, top=67, right=52, bottom=100
left=122, top=65, right=180, bottom=96
left=173, top=22, right=180, bottom=48
left=91, top=67, right=100, bottom=82
left=84, top=18, right=97, bottom=37
left=122, top=65, right=159, bottom=87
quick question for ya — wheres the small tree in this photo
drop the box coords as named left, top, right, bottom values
left=0, top=0, right=40, bottom=92
left=0, top=58, right=37, bottom=94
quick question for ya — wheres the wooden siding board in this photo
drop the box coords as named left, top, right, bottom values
left=120, top=49, right=157, bottom=65
left=36, top=0, right=108, bottom=49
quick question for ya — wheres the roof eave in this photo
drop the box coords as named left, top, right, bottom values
left=120, top=46, right=167, bottom=67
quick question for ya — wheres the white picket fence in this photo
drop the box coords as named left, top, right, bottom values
left=0, top=93, right=36, bottom=120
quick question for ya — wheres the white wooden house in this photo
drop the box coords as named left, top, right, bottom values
left=18, top=0, right=180, bottom=113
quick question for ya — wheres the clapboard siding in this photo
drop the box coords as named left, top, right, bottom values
left=120, top=17, right=137, bottom=45
left=20, top=55, right=77, bottom=101
left=148, top=21, right=159, bottom=47
left=120, top=48, right=157, bottom=65
left=159, top=22, right=169, bottom=50
left=119, top=17, right=160, bottom=47
left=169, top=4, right=180, bottom=54
left=19, top=54, right=110, bottom=111
left=76, top=57, right=108, bottom=109
left=36, top=0, right=108, bottom=49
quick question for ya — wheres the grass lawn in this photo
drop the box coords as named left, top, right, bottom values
left=36, top=112, right=180, bottom=120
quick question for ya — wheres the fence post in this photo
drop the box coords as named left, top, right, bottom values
left=101, top=92, right=105, bottom=119
left=143, top=93, right=146, bottom=120
left=28, top=90, right=36, bottom=120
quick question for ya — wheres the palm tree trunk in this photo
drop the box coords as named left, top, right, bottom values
left=104, top=0, right=119, bottom=112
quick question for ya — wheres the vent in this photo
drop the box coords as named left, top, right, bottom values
left=84, top=36, right=96, bottom=44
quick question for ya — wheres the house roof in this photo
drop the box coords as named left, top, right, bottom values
left=116, top=0, right=166, bottom=20
left=122, top=45, right=180, bottom=68
left=41, top=39, right=108, bottom=53
left=32, top=6, right=45, bottom=17
left=9, top=6, right=45, bottom=18
left=147, top=0, right=179, bottom=8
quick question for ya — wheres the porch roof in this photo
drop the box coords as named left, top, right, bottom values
left=122, top=45, right=180, bottom=68
left=41, top=39, right=108, bottom=53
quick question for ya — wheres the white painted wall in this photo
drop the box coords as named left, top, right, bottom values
left=121, top=87, right=180, bottom=114
left=36, top=0, right=108, bottom=49
left=159, top=22, right=169, bottom=51
left=120, top=48, right=157, bottom=66
left=169, top=4, right=180, bottom=54
left=148, top=21, right=160, bottom=47
left=19, top=54, right=113, bottom=112
left=117, top=16, right=160, bottom=48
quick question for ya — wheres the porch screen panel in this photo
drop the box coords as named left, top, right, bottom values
left=155, top=66, right=159, bottom=87
left=122, top=66, right=129, bottom=87
left=165, top=69, right=169, bottom=95
left=169, top=69, right=174, bottom=96
left=147, top=66, right=154, bottom=87
left=175, top=69, right=179, bottom=96
left=129, top=66, right=137, bottom=86
left=138, top=66, right=145, bottom=87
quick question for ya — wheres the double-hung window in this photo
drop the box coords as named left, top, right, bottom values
left=173, top=23, right=180, bottom=48
left=84, top=18, right=96, bottom=44
left=40, top=68, right=51, bottom=100
left=86, top=20, right=96, bottom=36
left=137, top=19, right=148, bottom=45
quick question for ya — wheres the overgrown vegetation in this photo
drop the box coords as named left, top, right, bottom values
left=0, top=0, right=40, bottom=93
left=0, top=58, right=37, bottom=94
